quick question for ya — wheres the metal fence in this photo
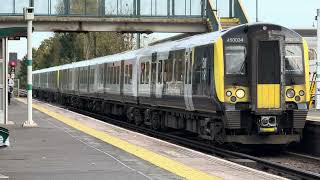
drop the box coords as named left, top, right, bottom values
left=0, top=0, right=207, bottom=17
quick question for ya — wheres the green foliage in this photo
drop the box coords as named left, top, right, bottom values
left=33, top=32, right=134, bottom=70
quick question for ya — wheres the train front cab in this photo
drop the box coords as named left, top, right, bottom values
left=220, top=24, right=310, bottom=144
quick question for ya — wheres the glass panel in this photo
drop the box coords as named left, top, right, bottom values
left=116, top=66, right=120, bottom=84
left=158, top=60, right=162, bottom=83
left=0, top=0, right=14, bottom=14
left=174, top=0, right=186, bottom=16
left=140, top=63, right=145, bottom=84
left=140, top=0, right=152, bottom=16
left=285, top=44, right=304, bottom=75
left=190, top=0, right=202, bottom=16
left=119, top=0, right=134, bottom=16
left=70, top=0, right=85, bottom=15
left=105, top=0, right=118, bottom=15
left=128, top=64, right=132, bottom=84
left=86, top=0, right=100, bottom=16
left=51, top=0, right=65, bottom=15
left=15, top=0, right=29, bottom=14
left=174, top=50, right=184, bottom=81
left=34, top=0, right=49, bottom=15
left=155, top=0, right=167, bottom=16
left=225, top=45, right=246, bottom=75
left=145, top=62, right=150, bottom=84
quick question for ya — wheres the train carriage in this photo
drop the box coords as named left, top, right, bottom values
left=33, top=23, right=310, bottom=145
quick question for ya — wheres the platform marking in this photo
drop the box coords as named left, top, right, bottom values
left=17, top=99, right=220, bottom=180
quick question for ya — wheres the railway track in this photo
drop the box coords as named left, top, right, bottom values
left=40, top=100, right=320, bottom=180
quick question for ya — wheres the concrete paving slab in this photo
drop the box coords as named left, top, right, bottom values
left=0, top=99, right=181, bottom=180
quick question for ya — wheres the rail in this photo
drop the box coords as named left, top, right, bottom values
left=41, top=98, right=320, bottom=180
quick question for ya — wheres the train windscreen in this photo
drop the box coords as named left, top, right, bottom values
left=285, top=44, right=304, bottom=75
left=225, top=45, right=247, bottom=75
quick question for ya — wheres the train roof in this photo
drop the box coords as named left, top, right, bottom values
left=33, top=30, right=225, bottom=74
left=33, top=23, right=300, bottom=74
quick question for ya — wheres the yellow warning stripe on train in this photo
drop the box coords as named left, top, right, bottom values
left=16, top=98, right=220, bottom=180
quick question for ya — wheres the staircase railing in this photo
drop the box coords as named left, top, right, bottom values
left=206, top=0, right=221, bottom=32
left=234, top=0, right=249, bottom=24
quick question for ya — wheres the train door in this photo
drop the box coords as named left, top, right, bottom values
left=256, top=40, right=281, bottom=109
left=156, top=55, right=165, bottom=98
left=184, top=48, right=194, bottom=111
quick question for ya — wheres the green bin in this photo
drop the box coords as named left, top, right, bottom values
left=0, top=127, right=9, bottom=147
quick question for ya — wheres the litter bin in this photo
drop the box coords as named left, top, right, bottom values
left=0, top=127, right=9, bottom=147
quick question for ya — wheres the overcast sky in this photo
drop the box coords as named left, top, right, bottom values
left=9, top=0, right=319, bottom=59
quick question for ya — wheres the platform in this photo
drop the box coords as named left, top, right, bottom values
left=1, top=99, right=180, bottom=180
left=0, top=99, right=285, bottom=180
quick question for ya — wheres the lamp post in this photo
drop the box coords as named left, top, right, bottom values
left=256, top=0, right=259, bottom=22
left=316, top=9, right=320, bottom=109
left=23, top=7, right=37, bottom=127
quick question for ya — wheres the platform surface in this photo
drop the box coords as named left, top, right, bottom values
left=0, top=99, right=181, bottom=180
left=307, top=111, right=320, bottom=125
left=0, top=99, right=286, bottom=180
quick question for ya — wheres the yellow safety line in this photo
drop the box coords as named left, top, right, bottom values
left=16, top=98, right=220, bottom=180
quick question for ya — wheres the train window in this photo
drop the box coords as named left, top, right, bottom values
left=141, top=63, right=145, bottom=84
left=309, top=49, right=317, bottom=61
left=125, top=65, right=129, bottom=84
left=151, top=62, right=157, bottom=84
left=99, top=66, right=104, bottom=85
left=225, top=45, right=246, bottom=75
left=145, top=62, right=150, bottom=84
left=174, top=50, right=185, bottom=82
left=117, top=66, right=120, bottom=84
left=285, top=44, right=304, bottom=75
left=108, top=66, right=112, bottom=84
left=110, top=67, right=113, bottom=84
left=114, top=66, right=117, bottom=84
left=128, top=64, right=133, bottom=85
left=158, top=60, right=163, bottom=84
left=164, top=56, right=173, bottom=83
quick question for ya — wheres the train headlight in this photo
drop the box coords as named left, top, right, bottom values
left=286, top=89, right=295, bottom=98
left=226, top=91, right=232, bottom=97
left=235, top=89, right=245, bottom=99
left=299, top=90, right=305, bottom=96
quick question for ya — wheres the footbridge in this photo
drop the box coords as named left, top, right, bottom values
left=0, top=0, right=249, bottom=33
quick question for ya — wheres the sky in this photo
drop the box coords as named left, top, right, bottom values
left=8, top=0, right=320, bottom=59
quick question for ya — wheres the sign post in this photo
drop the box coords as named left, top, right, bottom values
left=23, top=7, right=37, bottom=127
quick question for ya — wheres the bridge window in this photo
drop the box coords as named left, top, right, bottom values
left=285, top=44, right=304, bottom=75
left=225, top=45, right=247, bottom=75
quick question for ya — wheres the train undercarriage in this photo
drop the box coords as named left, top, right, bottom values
left=34, top=89, right=305, bottom=145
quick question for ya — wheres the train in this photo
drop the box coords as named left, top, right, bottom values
left=33, top=23, right=310, bottom=145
